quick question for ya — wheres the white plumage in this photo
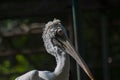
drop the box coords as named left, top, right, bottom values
left=15, top=19, right=94, bottom=80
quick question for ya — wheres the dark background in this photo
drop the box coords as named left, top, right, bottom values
left=0, top=0, right=120, bottom=80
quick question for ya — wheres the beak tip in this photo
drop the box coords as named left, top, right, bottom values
left=90, top=76, right=94, bottom=80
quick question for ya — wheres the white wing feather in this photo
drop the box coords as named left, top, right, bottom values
left=15, top=70, right=44, bottom=80
left=15, top=70, right=56, bottom=80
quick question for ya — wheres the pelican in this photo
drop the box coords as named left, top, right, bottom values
left=15, top=19, right=94, bottom=80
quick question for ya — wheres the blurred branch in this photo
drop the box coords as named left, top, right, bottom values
left=0, top=23, right=45, bottom=37
left=0, top=48, right=45, bottom=56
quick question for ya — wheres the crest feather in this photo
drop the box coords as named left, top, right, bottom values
left=42, top=19, right=60, bottom=38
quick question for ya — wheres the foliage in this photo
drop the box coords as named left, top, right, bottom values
left=0, top=19, right=56, bottom=80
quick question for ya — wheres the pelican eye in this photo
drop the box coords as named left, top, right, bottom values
left=57, top=28, right=63, bottom=36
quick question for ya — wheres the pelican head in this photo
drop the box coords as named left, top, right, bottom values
left=42, top=19, right=94, bottom=80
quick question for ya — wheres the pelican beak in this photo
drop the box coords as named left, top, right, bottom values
left=61, top=39, right=94, bottom=80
